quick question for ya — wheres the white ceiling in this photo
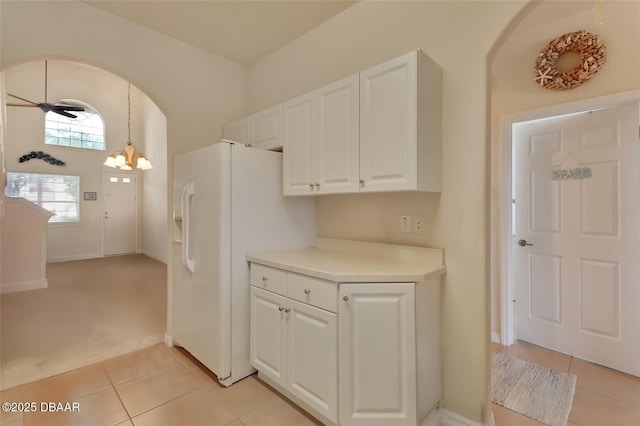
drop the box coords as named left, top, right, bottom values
left=84, top=0, right=357, bottom=66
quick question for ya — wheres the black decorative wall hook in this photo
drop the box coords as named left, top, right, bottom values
left=18, top=151, right=65, bottom=166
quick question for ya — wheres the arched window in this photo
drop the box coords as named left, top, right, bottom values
left=44, top=100, right=105, bottom=151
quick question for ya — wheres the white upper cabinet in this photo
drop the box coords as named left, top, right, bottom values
left=251, top=105, right=283, bottom=151
left=223, top=117, right=249, bottom=145
left=283, top=92, right=316, bottom=195
left=229, top=50, right=441, bottom=195
left=360, top=50, right=442, bottom=193
left=316, top=75, right=360, bottom=194
left=283, top=75, right=360, bottom=196
left=223, top=105, right=283, bottom=150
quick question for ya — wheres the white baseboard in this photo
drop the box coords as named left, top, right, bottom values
left=420, top=407, right=489, bottom=426
left=491, top=332, right=501, bottom=344
left=1, top=279, right=48, bottom=294
left=164, top=333, right=173, bottom=347
left=142, top=251, right=168, bottom=264
left=440, top=408, right=485, bottom=426
left=47, top=253, right=103, bottom=263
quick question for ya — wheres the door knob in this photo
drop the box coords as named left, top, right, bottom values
left=518, top=239, right=533, bottom=247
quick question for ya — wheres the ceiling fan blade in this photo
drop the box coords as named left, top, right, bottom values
left=37, top=103, right=54, bottom=113
left=6, top=103, right=39, bottom=108
left=7, top=93, right=39, bottom=105
left=56, top=105, right=85, bottom=112
left=54, top=110, right=78, bottom=119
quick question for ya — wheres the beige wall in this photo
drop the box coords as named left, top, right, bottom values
left=140, top=93, right=169, bottom=263
left=490, top=0, right=640, bottom=341
left=1, top=0, right=249, bottom=344
left=3, top=60, right=168, bottom=262
left=248, top=1, right=526, bottom=422
left=3, top=1, right=596, bottom=423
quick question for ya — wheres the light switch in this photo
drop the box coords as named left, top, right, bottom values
left=400, top=215, right=411, bottom=233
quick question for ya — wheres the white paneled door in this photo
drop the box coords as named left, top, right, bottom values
left=513, top=103, right=640, bottom=376
left=103, top=171, right=137, bottom=256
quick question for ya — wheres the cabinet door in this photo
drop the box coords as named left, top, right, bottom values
left=339, top=283, right=417, bottom=426
left=251, top=105, right=282, bottom=151
left=250, top=286, right=287, bottom=387
left=360, top=51, right=418, bottom=192
left=287, top=299, right=338, bottom=422
left=223, top=117, right=249, bottom=144
left=316, top=74, right=360, bottom=194
left=283, top=92, right=316, bottom=196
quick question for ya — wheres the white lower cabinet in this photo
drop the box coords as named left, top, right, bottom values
left=250, top=286, right=287, bottom=387
left=339, top=284, right=416, bottom=426
left=287, top=299, right=338, bottom=421
left=250, top=284, right=338, bottom=423
left=249, top=262, right=441, bottom=426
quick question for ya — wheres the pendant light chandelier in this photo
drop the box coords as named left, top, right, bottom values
left=103, top=83, right=152, bottom=171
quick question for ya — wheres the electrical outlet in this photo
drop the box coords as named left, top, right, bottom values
left=413, top=216, right=424, bottom=233
left=400, top=215, right=411, bottom=233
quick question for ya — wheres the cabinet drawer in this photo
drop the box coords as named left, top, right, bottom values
left=287, top=273, right=337, bottom=313
left=250, top=264, right=286, bottom=296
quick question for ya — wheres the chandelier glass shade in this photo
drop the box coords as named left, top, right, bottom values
left=104, top=83, right=152, bottom=171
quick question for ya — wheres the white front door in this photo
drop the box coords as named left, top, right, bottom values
left=103, top=171, right=138, bottom=256
left=513, top=103, right=640, bottom=376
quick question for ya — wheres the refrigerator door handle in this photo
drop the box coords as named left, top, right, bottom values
left=181, top=181, right=195, bottom=273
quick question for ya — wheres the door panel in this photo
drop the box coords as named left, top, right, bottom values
left=579, top=259, right=619, bottom=338
left=530, top=169, right=562, bottom=234
left=283, top=93, right=315, bottom=195
left=103, top=171, right=137, bottom=255
left=359, top=51, right=417, bottom=192
left=250, top=287, right=287, bottom=387
left=287, top=299, right=337, bottom=422
left=513, top=102, right=640, bottom=376
left=529, top=254, right=561, bottom=324
left=316, top=75, right=360, bottom=194
left=189, top=144, right=229, bottom=377
left=339, top=283, right=416, bottom=425
left=579, top=161, right=618, bottom=236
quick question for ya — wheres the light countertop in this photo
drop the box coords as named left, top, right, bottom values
left=247, top=238, right=446, bottom=283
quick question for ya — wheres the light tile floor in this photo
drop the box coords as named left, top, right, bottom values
left=0, top=344, right=322, bottom=426
left=492, top=340, right=640, bottom=426
left=2, top=341, right=638, bottom=426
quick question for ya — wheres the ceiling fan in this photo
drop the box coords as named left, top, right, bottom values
left=6, top=61, right=85, bottom=119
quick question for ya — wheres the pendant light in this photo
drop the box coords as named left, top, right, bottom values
left=104, top=83, right=152, bottom=170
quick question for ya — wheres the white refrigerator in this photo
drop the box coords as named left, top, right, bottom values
left=171, top=140, right=316, bottom=386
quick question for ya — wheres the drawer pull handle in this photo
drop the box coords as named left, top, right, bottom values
left=304, top=288, right=311, bottom=294
left=343, top=295, right=349, bottom=301
left=284, top=308, right=291, bottom=313
left=262, top=276, right=268, bottom=282
left=278, top=306, right=284, bottom=312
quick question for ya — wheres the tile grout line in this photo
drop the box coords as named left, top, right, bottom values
left=101, top=363, right=133, bottom=424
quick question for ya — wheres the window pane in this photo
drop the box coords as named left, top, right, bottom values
left=44, top=101, right=105, bottom=151
left=5, top=172, right=80, bottom=223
